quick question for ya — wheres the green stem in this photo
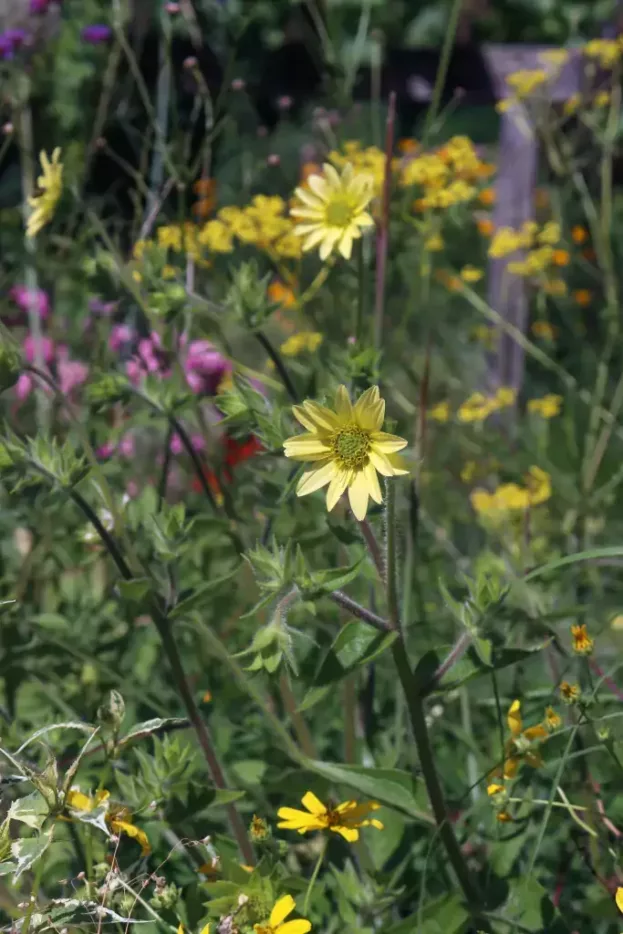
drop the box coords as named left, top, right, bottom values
left=303, top=838, right=327, bottom=915
left=278, top=670, right=317, bottom=759
left=255, top=331, right=298, bottom=402
left=421, top=0, right=464, bottom=143
left=385, top=482, right=400, bottom=631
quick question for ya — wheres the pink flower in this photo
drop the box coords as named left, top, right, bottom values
left=170, top=435, right=184, bottom=455
left=109, top=324, right=134, bottom=352
left=9, top=285, right=50, bottom=319
left=118, top=433, right=135, bottom=458
left=183, top=339, right=230, bottom=395
left=58, top=358, right=89, bottom=396
left=126, top=332, right=171, bottom=384
left=23, top=334, right=55, bottom=364
left=15, top=373, right=34, bottom=400
left=97, top=441, right=116, bottom=459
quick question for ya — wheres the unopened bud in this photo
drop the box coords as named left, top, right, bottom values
left=97, top=689, right=125, bottom=731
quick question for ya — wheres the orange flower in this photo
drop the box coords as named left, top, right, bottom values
left=193, top=178, right=217, bottom=218
left=571, top=225, right=588, bottom=244
left=398, top=138, right=419, bottom=154
left=476, top=217, right=494, bottom=236
left=552, top=249, right=570, bottom=266
left=571, top=623, right=593, bottom=655
left=478, top=187, right=496, bottom=205
left=300, top=162, right=321, bottom=183
left=573, top=289, right=592, bottom=306
left=268, top=281, right=297, bottom=308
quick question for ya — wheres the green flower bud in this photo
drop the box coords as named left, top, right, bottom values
left=97, top=690, right=126, bottom=731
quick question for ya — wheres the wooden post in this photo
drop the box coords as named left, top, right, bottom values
left=481, top=45, right=582, bottom=394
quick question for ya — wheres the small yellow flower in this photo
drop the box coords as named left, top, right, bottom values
left=537, top=221, right=561, bottom=245
left=584, top=38, right=621, bottom=68
left=571, top=623, right=594, bottom=656
left=273, top=233, right=304, bottom=259
left=198, top=220, right=234, bottom=253
left=563, top=93, right=582, bottom=115
left=595, top=90, right=611, bottom=108
left=544, top=707, right=562, bottom=732
left=542, top=278, right=567, bottom=297
left=531, top=320, right=557, bottom=340
left=280, top=332, right=323, bottom=357
left=460, top=460, right=477, bottom=482
left=525, top=465, right=552, bottom=505
left=283, top=385, right=408, bottom=521
left=505, top=68, right=549, bottom=97
left=254, top=895, right=311, bottom=934
left=560, top=681, right=581, bottom=705
left=616, top=887, right=623, bottom=915
left=158, top=225, right=183, bottom=251
left=429, top=401, right=450, bottom=423
left=424, top=233, right=444, bottom=251
left=27, top=148, right=63, bottom=238
left=460, top=265, right=483, bottom=283
left=291, top=162, right=375, bottom=260
left=571, top=225, right=588, bottom=244
left=457, top=392, right=496, bottom=423
left=268, top=281, right=297, bottom=308
left=527, top=394, right=563, bottom=418
left=538, top=49, right=569, bottom=67
left=488, top=227, right=523, bottom=258
left=495, top=387, right=516, bottom=407
left=277, top=791, right=383, bottom=842
left=249, top=815, right=270, bottom=841
left=503, top=700, right=549, bottom=779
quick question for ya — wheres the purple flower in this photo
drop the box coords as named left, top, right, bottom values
left=109, top=323, right=134, bottom=352
left=183, top=339, right=231, bottom=395
left=81, top=24, right=112, bottom=44
left=97, top=441, right=117, bottom=459
left=118, top=433, right=135, bottom=459
left=89, top=298, right=118, bottom=316
left=0, top=29, right=29, bottom=58
left=9, top=285, right=51, bottom=320
left=30, top=0, right=51, bottom=13
left=126, top=332, right=170, bottom=384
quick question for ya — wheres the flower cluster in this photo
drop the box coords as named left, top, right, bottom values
left=457, top=387, right=516, bottom=423
left=470, top=466, right=552, bottom=516
left=527, top=393, right=563, bottom=418
left=401, top=136, right=495, bottom=212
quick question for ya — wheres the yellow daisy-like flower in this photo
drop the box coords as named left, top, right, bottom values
left=254, top=895, right=311, bottom=934
left=277, top=791, right=383, bottom=843
left=503, top=700, right=549, bottom=779
left=27, top=148, right=63, bottom=238
left=280, top=332, right=323, bottom=357
left=544, top=706, right=562, bottom=732
left=283, top=385, right=408, bottom=521
left=571, top=623, right=594, bottom=656
left=290, top=163, right=375, bottom=260
left=65, top=788, right=150, bottom=855
left=616, top=887, right=623, bottom=915
left=560, top=680, right=581, bottom=705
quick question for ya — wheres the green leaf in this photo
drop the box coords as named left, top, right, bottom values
left=311, top=623, right=398, bottom=688
left=435, top=641, right=551, bottom=692
left=387, top=894, right=469, bottom=934
left=119, top=718, right=187, bottom=747
left=231, top=760, right=266, bottom=785
left=0, top=862, right=16, bottom=877
left=304, top=760, right=432, bottom=823
left=16, top=722, right=95, bottom=754
left=117, top=578, right=152, bottom=603
left=505, top=877, right=571, bottom=933
left=208, top=789, right=246, bottom=808
left=523, top=546, right=623, bottom=582
left=11, top=827, right=54, bottom=881
left=8, top=793, right=49, bottom=830
left=169, top=566, right=241, bottom=620
left=306, top=556, right=365, bottom=596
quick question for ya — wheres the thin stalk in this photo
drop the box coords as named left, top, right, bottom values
left=358, top=518, right=384, bottom=579
left=343, top=674, right=357, bottom=763
left=278, top=670, right=317, bottom=759
left=373, top=91, right=396, bottom=350
left=329, top=591, right=390, bottom=632
left=255, top=331, right=298, bottom=401
left=384, top=482, right=400, bottom=631
left=303, top=838, right=328, bottom=915
left=427, top=632, right=472, bottom=692
left=421, top=0, right=464, bottom=142
left=158, top=424, right=174, bottom=506
left=60, top=484, right=254, bottom=865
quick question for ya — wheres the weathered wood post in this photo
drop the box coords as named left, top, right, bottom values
left=481, top=45, right=583, bottom=393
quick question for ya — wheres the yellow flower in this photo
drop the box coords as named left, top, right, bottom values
left=280, top=332, right=323, bottom=357
left=525, top=465, right=551, bottom=505
left=254, top=895, right=311, bottom=934
left=461, top=461, right=477, bottom=482
left=537, top=221, right=561, bottom=245
left=429, top=401, right=450, bottom=423
left=283, top=385, right=408, bottom=521
left=544, top=707, right=562, bottom=731
left=495, top=387, right=516, bottom=407
left=488, top=227, right=523, bottom=258
left=573, top=288, right=592, bottom=306
left=424, top=233, right=444, bottom=251
left=584, top=38, right=621, bottom=68
left=277, top=791, right=383, bottom=842
left=571, top=623, right=593, bottom=656
left=198, top=220, right=234, bottom=253
left=595, top=90, right=611, bottom=107
left=291, top=162, right=375, bottom=261
left=527, top=394, right=563, bottom=418
left=476, top=217, right=495, bottom=237
left=249, top=815, right=270, bottom=841
left=531, top=321, right=557, bottom=340
left=273, top=233, right=304, bottom=259
left=505, top=68, right=548, bottom=97
left=616, top=887, right=623, bottom=915
left=268, top=281, right=297, bottom=308
left=27, top=148, right=63, bottom=238
left=65, top=788, right=150, bottom=855
left=560, top=681, right=581, bottom=705
left=460, top=265, right=483, bottom=283
left=539, top=49, right=569, bottom=67
left=563, top=93, right=582, bottom=115
left=503, top=700, right=549, bottom=779
left=457, top=392, right=496, bottom=423
left=158, top=225, right=183, bottom=251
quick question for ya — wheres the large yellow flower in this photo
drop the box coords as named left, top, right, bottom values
left=27, top=148, right=63, bottom=238
left=277, top=791, right=383, bottom=843
left=65, top=788, right=150, bottom=855
left=290, top=163, right=374, bottom=260
left=254, top=896, right=311, bottom=934
left=283, top=385, right=408, bottom=521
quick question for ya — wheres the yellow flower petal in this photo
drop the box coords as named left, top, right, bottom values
left=297, top=461, right=339, bottom=497
left=616, top=887, right=623, bottom=914
left=348, top=470, right=370, bottom=520
left=507, top=700, right=522, bottom=738
left=277, top=921, right=312, bottom=934
left=371, top=431, right=408, bottom=453
left=283, top=435, right=331, bottom=457
left=363, top=461, right=383, bottom=504
left=332, top=825, right=360, bottom=842
left=326, top=469, right=351, bottom=512
left=270, top=895, right=295, bottom=928
left=334, top=385, right=353, bottom=418
left=301, top=791, right=327, bottom=816
left=302, top=401, right=340, bottom=431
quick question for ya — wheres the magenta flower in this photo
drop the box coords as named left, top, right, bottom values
left=23, top=334, right=55, bottom=364
left=97, top=441, right=117, bottom=459
left=30, top=0, right=51, bottom=13
left=109, top=323, right=134, bottom=352
left=81, top=24, right=112, bottom=44
left=183, top=339, right=231, bottom=395
left=56, top=346, right=89, bottom=395
left=9, top=285, right=51, bottom=320
left=126, top=332, right=171, bottom=384
left=118, top=434, right=135, bottom=459
left=89, top=298, right=118, bottom=316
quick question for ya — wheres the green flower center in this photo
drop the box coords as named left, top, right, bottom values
left=325, top=196, right=356, bottom=228
left=332, top=427, right=370, bottom=469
